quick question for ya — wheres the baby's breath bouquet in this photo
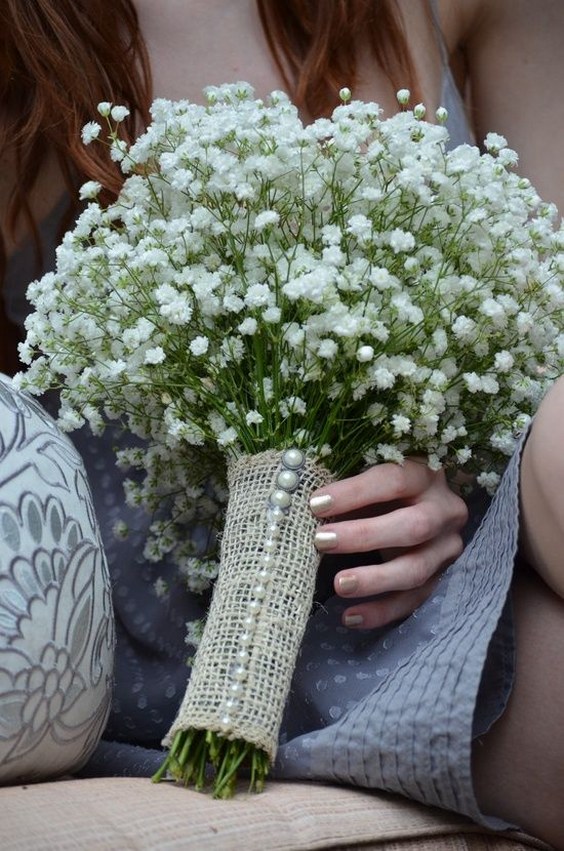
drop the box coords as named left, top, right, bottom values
left=17, top=83, right=564, bottom=797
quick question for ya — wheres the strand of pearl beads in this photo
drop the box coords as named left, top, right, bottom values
left=219, top=448, right=306, bottom=734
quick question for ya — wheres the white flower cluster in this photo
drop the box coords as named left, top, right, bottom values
left=18, top=83, right=564, bottom=514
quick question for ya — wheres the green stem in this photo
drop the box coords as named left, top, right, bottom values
left=152, top=728, right=270, bottom=798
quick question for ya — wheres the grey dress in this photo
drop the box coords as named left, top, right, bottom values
left=2, top=43, right=520, bottom=834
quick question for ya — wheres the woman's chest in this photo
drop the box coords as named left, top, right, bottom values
left=133, top=0, right=467, bottom=118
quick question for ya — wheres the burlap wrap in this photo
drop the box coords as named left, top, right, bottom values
left=164, top=449, right=334, bottom=761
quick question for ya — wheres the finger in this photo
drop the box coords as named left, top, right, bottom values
left=314, top=498, right=460, bottom=554
left=309, top=459, right=437, bottom=519
left=333, top=531, right=464, bottom=598
left=340, top=578, right=440, bottom=630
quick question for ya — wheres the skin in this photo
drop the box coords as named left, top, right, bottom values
left=1, top=0, right=564, bottom=844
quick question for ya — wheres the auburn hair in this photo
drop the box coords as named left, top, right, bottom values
left=0, top=0, right=417, bottom=271
left=257, top=0, right=418, bottom=118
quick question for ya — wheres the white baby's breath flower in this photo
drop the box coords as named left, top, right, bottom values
left=111, top=105, right=131, bottom=122
left=58, top=409, right=85, bottom=432
left=217, top=427, right=238, bottom=447
left=481, top=375, right=500, bottom=395
left=321, top=224, right=342, bottom=245
left=388, top=229, right=415, bottom=253
left=476, top=471, right=501, bottom=494
left=81, top=122, right=101, bottom=145
left=322, top=245, right=345, bottom=266
left=110, top=138, right=128, bottom=162
left=185, top=618, right=205, bottom=649
left=262, top=306, right=281, bottom=323
left=490, top=430, right=517, bottom=455
left=356, top=345, right=374, bottom=363
left=452, top=316, right=477, bottom=342
left=463, top=372, right=482, bottom=394
left=347, top=214, right=372, bottom=243
left=79, top=180, right=102, bottom=200
left=244, top=284, right=272, bottom=308
left=97, top=101, right=112, bottom=117
left=372, top=368, right=396, bottom=390
left=456, top=447, right=472, bottom=465
left=435, top=106, right=448, bottom=124
left=427, top=454, right=443, bottom=471
left=253, top=210, right=279, bottom=231
left=279, top=396, right=307, bottom=417
left=494, top=351, right=514, bottom=373
left=317, top=339, right=338, bottom=359
left=144, top=347, right=166, bottom=365
left=377, top=444, right=405, bottom=464
left=391, top=415, right=411, bottom=435
left=238, top=317, right=258, bottom=335
left=190, top=336, right=209, bottom=356
left=484, top=132, right=508, bottom=154
left=245, top=410, right=264, bottom=426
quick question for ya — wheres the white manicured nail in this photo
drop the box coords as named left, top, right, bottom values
left=338, top=575, right=358, bottom=595
left=344, top=614, right=364, bottom=628
left=314, top=530, right=338, bottom=550
left=309, top=494, right=333, bottom=513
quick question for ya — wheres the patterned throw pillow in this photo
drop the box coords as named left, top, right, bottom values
left=0, top=375, right=114, bottom=784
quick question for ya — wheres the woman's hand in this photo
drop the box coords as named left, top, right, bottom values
left=310, top=460, right=468, bottom=629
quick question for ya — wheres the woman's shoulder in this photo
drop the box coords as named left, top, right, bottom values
left=439, top=0, right=564, bottom=53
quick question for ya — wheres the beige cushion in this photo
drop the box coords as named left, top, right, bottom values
left=0, top=778, right=550, bottom=850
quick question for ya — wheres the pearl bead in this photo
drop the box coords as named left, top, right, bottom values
left=240, top=632, right=252, bottom=645
left=267, top=506, right=284, bottom=521
left=263, top=538, right=277, bottom=553
left=270, top=489, right=291, bottom=509
left=262, top=553, right=275, bottom=569
left=282, top=448, right=305, bottom=469
left=253, top=584, right=266, bottom=598
left=276, top=469, right=299, bottom=491
left=234, top=666, right=247, bottom=681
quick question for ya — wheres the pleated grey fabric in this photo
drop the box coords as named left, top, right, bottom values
left=275, top=442, right=523, bottom=832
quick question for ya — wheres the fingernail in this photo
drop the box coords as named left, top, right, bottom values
left=338, top=575, right=358, bottom=595
left=314, top=530, right=338, bottom=550
left=309, top=494, right=333, bottom=513
left=344, top=613, right=364, bottom=628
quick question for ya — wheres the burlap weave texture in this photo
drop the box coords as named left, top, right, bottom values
left=164, top=449, right=334, bottom=760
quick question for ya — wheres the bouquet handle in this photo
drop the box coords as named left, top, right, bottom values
left=156, top=448, right=334, bottom=795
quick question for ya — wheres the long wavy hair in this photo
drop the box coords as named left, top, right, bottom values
left=257, top=0, right=418, bottom=117
left=0, top=1, right=151, bottom=259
